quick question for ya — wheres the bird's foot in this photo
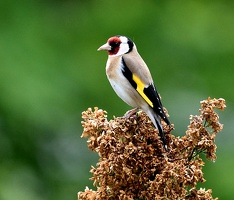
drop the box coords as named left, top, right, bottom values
left=124, top=107, right=140, bottom=119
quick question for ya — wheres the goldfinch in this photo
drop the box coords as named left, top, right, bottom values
left=98, top=35, right=170, bottom=149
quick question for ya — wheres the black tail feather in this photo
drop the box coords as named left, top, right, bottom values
left=154, top=115, right=168, bottom=151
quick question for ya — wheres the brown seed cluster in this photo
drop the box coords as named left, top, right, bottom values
left=78, top=98, right=225, bottom=200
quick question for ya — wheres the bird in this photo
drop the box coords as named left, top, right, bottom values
left=98, top=35, right=170, bottom=150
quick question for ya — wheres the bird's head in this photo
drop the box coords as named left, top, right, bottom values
left=98, top=35, right=134, bottom=56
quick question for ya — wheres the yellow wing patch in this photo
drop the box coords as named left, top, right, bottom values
left=132, top=73, right=153, bottom=107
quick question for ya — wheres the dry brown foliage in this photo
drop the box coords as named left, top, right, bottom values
left=78, top=97, right=226, bottom=200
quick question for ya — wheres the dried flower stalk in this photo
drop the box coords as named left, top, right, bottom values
left=78, top=97, right=226, bottom=200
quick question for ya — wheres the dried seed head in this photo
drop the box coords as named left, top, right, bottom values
left=78, top=97, right=225, bottom=200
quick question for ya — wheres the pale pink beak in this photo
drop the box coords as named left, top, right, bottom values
left=98, top=43, right=111, bottom=51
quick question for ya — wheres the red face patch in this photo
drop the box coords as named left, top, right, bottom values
left=107, top=36, right=121, bottom=55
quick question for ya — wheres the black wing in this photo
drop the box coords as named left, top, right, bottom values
left=144, top=84, right=170, bottom=125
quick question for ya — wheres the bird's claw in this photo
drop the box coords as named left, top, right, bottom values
left=123, top=107, right=140, bottom=119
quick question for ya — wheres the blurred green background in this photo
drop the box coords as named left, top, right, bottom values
left=0, top=0, right=234, bottom=199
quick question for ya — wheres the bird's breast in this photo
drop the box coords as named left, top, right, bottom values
left=105, top=56, right=121, bottom=80
left=105, top=56, right=145, bottom=108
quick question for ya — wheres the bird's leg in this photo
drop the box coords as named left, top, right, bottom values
left=124, top=107, right=140, bottom=119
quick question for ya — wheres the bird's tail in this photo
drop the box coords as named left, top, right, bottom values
left=146, top=109, right=168, bottom=150
left=154, top=115, right=167, bottom=150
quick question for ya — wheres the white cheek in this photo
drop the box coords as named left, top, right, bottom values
left=116, top=43, right=129, bottom=55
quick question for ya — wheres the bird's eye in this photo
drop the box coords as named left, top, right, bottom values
left=112, top=42, right=120, bottom=47
left=108, top=40, right=121, bottom=54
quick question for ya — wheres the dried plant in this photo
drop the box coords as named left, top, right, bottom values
left=78, top=97, right=226, bottom=200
